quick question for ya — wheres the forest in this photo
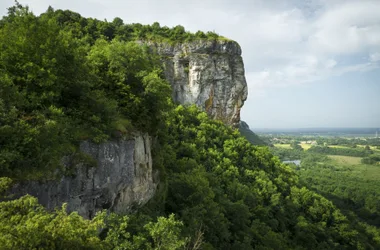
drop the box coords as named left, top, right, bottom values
left=268, top=133, right=380, bottom=249
left=1, top=3, right=380, bottom=249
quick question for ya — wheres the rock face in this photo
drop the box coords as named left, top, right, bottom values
left=152, top=39, right=248, bottom=126
left=11, top=133, right=157, bottom=219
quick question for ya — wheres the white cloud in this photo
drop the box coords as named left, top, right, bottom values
left=242, top=0, right=380, bottom=95
left=311, top=2, right=380, bottom=55
left=370, top=52, right=380, bottom=62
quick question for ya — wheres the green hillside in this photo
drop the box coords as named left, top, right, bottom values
left=239, top=121, right=267, bottom=146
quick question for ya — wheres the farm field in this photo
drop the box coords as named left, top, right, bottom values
left=328, top=155, right=362, bottom=165
left=273, top=143, right=291, bottom=149
left=329, top=145, right=350, bottom=149
left=327, top=155, right=380, bottom=181
left=273, top=143, right=313, bottom=150
left=300, top=143, right=312, bottom=150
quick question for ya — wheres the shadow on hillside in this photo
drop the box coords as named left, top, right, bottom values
left=307, top=187, right=380, bottom=228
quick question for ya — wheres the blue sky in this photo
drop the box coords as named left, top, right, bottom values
left=246, top=70, right=380, bottom=128
left=1, top=0, right=379, bottom=128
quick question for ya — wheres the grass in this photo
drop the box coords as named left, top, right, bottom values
left=329, top=145, right=350, bottom=149
left=328, top=155, right=380, bottom=181
left=274, top=144, right=291, bottom=149
left=274, top=143, right=313, bottom=150
left=328, top=155, right=362, bottom=165
left=300, top=143, right=312, bottom=150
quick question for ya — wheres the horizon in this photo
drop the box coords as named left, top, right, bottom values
left=1, top=0, right=380, bottom=128
left=250, top=127, right=380, bottom=136
left=251, top=127, right=380, bottom=129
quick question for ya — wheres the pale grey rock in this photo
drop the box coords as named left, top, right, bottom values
left=149, top=39, right=248, bottom=126
left=11, top=133, right=157, bottom=219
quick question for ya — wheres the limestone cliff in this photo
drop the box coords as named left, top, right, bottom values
left=151, top=39, right=248, bottom=126
left=11, top=133, right=157, bottom=219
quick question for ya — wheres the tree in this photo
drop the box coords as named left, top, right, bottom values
left=145, top=214, right=187, bottom=250
left=0, top=195, right=106, bottom=249
left=291, top=141, right=303, bottom=151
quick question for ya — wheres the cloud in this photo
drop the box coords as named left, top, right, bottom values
left=310, top=1, right=380, bottom=55
left=370, top=52, right=380, bottom=62
left=242, top=0, right=380, bottom=95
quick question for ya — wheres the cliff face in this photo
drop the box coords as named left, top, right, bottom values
left=153, top=39, right=248, bottom=126
left=11, top=133, right=157, bottom=219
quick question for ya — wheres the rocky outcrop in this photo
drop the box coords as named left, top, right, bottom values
left=151, top=39, right=248, bottom=126
left=11, top=133, right=157, bottom=219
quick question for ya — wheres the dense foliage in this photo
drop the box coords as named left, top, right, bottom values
left=308, top=146, right=372, bottom=157
left=147, top=106, right=380, bottom=249
left=40, top=6, right=226, bottom=45
left=0, top=4, right=171, bottom=178
left=269, top=139, right=380, bottom=249
left=361, top=155, right=380, bottom=165
left=314, top=137, right=380, bottom=147
left=1, top=3, right=380, bottom=249
left=270, top=146, right=304, bottom=161
left=299, top=153, right=380, bottom=228
left=3, top=106, right=380, bottom=249
left=0, top=178, right=187, bottom=249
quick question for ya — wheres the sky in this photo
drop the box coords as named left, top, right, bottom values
left=1, top=0, right=380, bottom=129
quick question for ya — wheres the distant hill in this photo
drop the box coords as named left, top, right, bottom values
left=239, top=121, right=267, bottom=145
